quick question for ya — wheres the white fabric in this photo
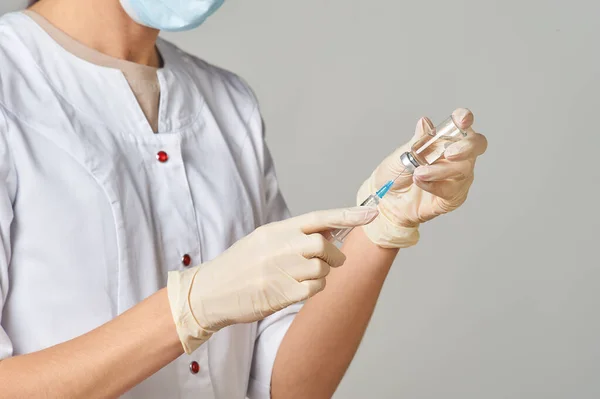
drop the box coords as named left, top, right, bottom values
left=0, top=11, right=294, bottom=399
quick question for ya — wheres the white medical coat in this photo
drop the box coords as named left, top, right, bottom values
left=0, top=12, right=300, bottom=399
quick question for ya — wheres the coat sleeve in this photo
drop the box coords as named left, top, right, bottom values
left=0, top=106, right=17, bottom=360
left=246, top=110, right=303, bottom=399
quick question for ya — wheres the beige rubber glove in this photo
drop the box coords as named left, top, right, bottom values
left=168, top=206, right=379, bottom=353
left=359, top=108, right=488, bottom=249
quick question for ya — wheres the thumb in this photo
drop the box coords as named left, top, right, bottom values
left=288, top=207, right=379, bottom=234
left=374, top=117, right=434, bottom=189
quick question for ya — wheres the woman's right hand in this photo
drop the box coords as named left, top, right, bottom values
left=167, top=206, right=379, bottom=354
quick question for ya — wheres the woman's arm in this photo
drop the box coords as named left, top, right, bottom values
left=0, top=207, right=375, bottom=398
left=0, top=289, right=183, bottom=399
left=271, top=227, right=398, bottom=399
left=271, top=109, right=487, bottom=398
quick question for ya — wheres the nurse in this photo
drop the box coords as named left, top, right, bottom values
left=0, top=0, right=488, bottom=398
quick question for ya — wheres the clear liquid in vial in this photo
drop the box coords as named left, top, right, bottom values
left=410, top=133, right=463, bottom=166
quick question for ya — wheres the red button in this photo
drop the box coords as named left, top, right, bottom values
left=156, top=151, right=169, bottom=163
left=189, top=361, right=200, bottom=374
left=182, top=254, right=191, bottom=267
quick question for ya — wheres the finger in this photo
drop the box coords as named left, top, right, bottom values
left=286, top=258, right=331, bottom=282
left=412, top=176, right=472, bottom=201
left=302, top=234, right=347, bottom=267
left=320, top=230, right=334, bottom=242
left=300, top=278, right=327, bottom=297
left=451, top=108, right=474, bottom=131
left=292, top=207, right=379, bottom=234
left=445, top=130, right=488, bottom=161
left=414, top=116, right=435, bottom=141
left=413, top=160, right=473, bottom=182
left=374, top=117, right=434, bottom=189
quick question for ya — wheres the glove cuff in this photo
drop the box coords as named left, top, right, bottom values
left=357, top=176, right=420, bottom=249
left=167, top=268, right=214, bottom=354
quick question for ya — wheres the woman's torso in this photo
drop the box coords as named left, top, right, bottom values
left=0, top=12, right=274, bottom=398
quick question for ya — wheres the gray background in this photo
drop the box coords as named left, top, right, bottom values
left=2, top=0, right=597, bottom=397
left=163, top=1, right=600, bottom=398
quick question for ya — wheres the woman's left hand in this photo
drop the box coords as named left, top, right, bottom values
left=358, top=108, right=488, bottom=249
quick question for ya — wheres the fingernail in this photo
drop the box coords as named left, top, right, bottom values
left=421, top=117, right=434, bottom=132
left=346, top=206, right=379, bottom=224
left=452, top=108, right=474, bottom=130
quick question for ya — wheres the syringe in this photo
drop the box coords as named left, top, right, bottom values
left=328, top=179, right=396, bottom=244
left=328, top=113, right=468, bottom=245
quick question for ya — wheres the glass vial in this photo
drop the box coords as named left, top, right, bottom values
left=330, top=114, right=468, bottom=246
left=400, top=115, right=468, bottom=174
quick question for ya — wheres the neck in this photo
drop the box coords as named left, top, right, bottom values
left=30, top=0, right=161, bottom=67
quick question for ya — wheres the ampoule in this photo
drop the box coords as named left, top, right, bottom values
left=399, top=114, right=468, bottom=174
left=329, top=113, right=468, bottom=246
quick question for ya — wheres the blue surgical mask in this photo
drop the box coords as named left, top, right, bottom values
left=120, top=0, right=224, bottom=32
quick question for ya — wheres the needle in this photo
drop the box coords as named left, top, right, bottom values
left=392, top=166, right=407, bottom=183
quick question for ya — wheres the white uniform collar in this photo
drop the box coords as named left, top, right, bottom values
left=2, top=12, right=205, bottom=135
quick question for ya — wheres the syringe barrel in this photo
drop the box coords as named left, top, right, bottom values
left=401, top=115, right=468, bottom=174
left=329, top=194, right=380, bottom=245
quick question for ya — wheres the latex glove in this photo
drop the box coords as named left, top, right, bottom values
left=168, top=206, right=379, bottom=353
left=359, top=108, right=488, bottom=248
